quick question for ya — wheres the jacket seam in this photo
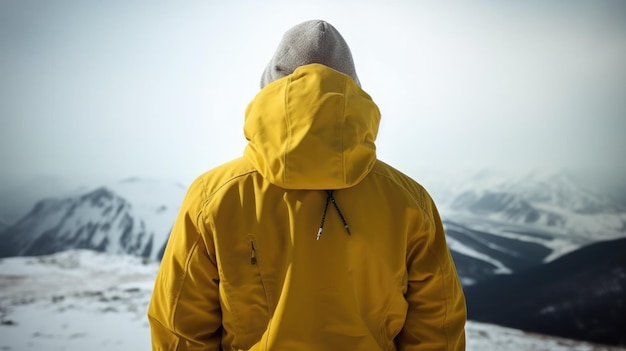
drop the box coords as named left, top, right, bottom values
left=371, top=168, right=453, bottom=348
left=165, top=175, right=213, bottom=349
left=197, top=169, right=258, bottom=349
left=200, top=169, right=259, bottom=208
left=369, top=169, right=436, bottom=229
left=148, top=316, right=182, bottom=350
left=379, top=296, right=400, bottom=351
left=427, top=196, right=452, bottom=350
left=283, top=77, right=292, bottom=186
left=170, top=235, right=201, bottom=339
left=340, top=76, right=347, bottom=185
left=426, top=240, right=452, bottom=350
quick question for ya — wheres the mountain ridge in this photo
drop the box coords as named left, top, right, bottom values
left=0, top=179, right=185, bottom=260
left=1, top=173, right=625, bottom=347
left=423, top=169, right=626, bottom=241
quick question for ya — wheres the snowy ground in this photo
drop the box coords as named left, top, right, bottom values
left=0, top=250, right=624, bottom=351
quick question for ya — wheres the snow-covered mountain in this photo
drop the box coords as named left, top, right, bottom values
left=1, top=172, right=624, bottom=348
left=1, top=249, right=624, bottom=351
left=2, top=171, right=623, bottom=285
left=420, top=169, right=626, bottom=241
left=0, top=178, right=185, bottom=260
left=444, top=220, right=559, bottom=285
left=0, top=179, right=554, bottom=285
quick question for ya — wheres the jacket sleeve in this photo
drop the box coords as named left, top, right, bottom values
left=148, top=177, right=222, bottom=351
left=397, top=196, right=467, bottom=351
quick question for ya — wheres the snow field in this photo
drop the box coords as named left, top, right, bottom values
left=1, top=250, right=624, bottom=351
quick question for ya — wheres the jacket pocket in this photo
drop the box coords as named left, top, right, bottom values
left=248, top=234, right=274, bottom=311
left=220, top=234, right=273, bottom=349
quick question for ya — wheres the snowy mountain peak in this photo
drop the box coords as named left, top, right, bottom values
left=499, top=170, right=619, bottom=215
left=0, top=178, right=186, bottom=260
left=426, top=169, right=626, bottom=240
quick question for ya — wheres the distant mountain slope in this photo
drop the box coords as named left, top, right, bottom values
left=464, top=237, right=626, bottom=346
left=420, top=169, right=626, bottom=241
left=444, top=220, right=554, bottom=285
left=0, top=178, right=185, bottom=260
left=0, top=175, right=587, bottom=289
left=2, top=170, right=623, bottom=287
left=0, top=177, right=562, bottom=287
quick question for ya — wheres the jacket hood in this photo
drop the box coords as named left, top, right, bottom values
left=244, top=63, right=380, bottom=190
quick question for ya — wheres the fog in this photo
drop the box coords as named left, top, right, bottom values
left=1, top=0, right=625, bottom=190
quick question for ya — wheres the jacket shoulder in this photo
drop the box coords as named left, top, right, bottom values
left=186, top=157, right=258, bottom=205
left=369, top=160, right=435, bottom=216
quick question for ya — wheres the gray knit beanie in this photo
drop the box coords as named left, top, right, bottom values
left=260, top=20, right=360, bottom=88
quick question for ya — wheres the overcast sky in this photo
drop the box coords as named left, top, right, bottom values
left=1, top=0, right=625, bottom=189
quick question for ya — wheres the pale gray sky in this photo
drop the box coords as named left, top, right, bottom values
left=1, top=0, right=625, bottom=188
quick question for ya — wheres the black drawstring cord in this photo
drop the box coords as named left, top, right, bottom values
left=317, top=190, right=351, bottom=240
left=316, top=191, right=332, bottom=240
left=329, top=192, right=351, bottom=236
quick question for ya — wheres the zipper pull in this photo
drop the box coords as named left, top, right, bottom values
left=250, top=241, right=257, bottom=265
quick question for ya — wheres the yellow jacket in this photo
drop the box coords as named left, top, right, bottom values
left=148, top=64, right=466, bottom=350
